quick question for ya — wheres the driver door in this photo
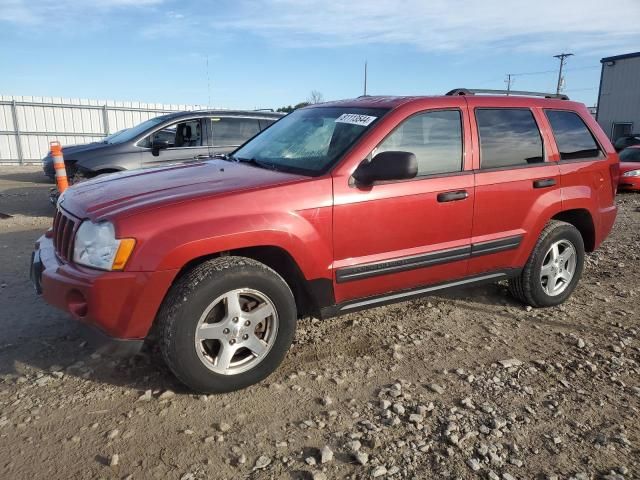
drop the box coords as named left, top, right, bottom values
left=332, top=107, right=475, bottom=304
left=142, top=118, right=210, bottom=166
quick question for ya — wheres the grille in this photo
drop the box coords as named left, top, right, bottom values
left=52, top=209, right=77, bottom=262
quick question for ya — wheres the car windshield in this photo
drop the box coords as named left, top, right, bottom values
left=620, top=148, right=640, bottom=162
left=231, top=107, right=388, bottom=175
left=105, top=116, right=169, bottom=144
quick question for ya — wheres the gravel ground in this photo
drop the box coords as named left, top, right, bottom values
left=1, top=167, right=639, bottom=480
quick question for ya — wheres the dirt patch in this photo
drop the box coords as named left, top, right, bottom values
left=0, top=168, right=638, bottom=479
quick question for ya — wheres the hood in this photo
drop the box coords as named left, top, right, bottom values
left=620, top=162, right=640, bottom=173
left=60, top=142, right=112, bottom=156
left=60, top=160, right=306, bottom=219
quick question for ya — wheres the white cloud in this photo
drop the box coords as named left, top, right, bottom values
left=0, top=0, right=163, bottom=24
left=217, top=0, right=640, bottom=54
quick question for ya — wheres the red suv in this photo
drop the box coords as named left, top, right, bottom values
left=31, top=89, right=619, bottom=393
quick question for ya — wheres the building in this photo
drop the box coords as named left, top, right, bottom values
left=596, top=51, right=640, bottom=141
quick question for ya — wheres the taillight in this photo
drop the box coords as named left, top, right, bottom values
left=609, top=162, right=620, bottom=196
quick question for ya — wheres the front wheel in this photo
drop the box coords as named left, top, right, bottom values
left=158, top=256, right=296, bottom=393
left=509, top=220, right=585, bottom=308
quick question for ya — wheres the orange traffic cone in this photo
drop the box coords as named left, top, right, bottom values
left=50, top=141, right=69, bottom=194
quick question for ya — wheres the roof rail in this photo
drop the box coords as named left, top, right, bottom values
left=446, top=88, right=569, bottom=100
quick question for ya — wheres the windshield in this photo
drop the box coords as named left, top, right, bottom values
left=106, top=116, right=169, bottom=144
left=620, top=148, right=640, bottom=163
left=232, top=107, right=388, bottom=175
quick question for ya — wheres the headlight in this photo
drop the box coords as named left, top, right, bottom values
left=73, top=221, right=136, bottom=271
left=622, top=169, right=640, bottom=177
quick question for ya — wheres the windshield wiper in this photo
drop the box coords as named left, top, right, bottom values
left=231, top=156, right=280, bottom=171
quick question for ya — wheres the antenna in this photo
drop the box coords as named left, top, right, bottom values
left=206, top=54, right=212, bottom=109
left=505, top=74, right=514, bottom=95
left=363, top=60, right=368, bottom=96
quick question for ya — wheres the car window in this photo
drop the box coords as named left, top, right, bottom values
left=139, top=119, right=202, bottom=148
left=476, top=108, right=544, bottom=169
left=545, top=110, right=601, bottom=160
left=211, top=117, right=261, bottom=146
left=374, top=110, right=463, bottom=177
left=620, top=148, right=640, bottom=163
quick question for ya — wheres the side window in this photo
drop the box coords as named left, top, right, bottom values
left=375, top=110, right=463, bottom=177
left=139, top=120, right=201, bottom=148
left=545, top=110, right=601, bottom=160
left=211, top=117, right=261, bottom=146
left=476, top=109, right=543, bottom=169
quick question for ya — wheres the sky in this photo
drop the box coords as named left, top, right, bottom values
left=1, top=0, right=639, bottom=110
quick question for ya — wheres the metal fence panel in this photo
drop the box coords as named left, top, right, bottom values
left=0, top=95, right=205, bottom=165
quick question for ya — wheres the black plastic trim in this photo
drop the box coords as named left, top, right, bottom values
left=336, top=245, right=471, bottom=283
left=335, top=235, right=524, bottom=284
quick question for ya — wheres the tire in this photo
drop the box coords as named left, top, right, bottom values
left=509, top=220, right=585, bottom=308
left=158, top=256, right=296, bottom=393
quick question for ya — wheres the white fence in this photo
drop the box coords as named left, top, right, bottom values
left=0, top=95, right=206, bottom=165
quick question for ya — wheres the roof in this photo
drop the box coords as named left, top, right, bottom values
left=601, top=51, right=640, bottom=63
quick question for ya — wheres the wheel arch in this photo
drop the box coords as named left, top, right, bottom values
left=551, top=208, right=596, bottom=252
left=169, top=245, right=330, bottom=319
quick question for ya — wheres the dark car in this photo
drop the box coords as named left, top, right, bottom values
left=613, top=134, right=640, bottom=152
left=42, top=110, right=283, bottom=181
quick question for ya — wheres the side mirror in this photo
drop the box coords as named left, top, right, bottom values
left=151, top=139, right=170, bottom=156
left=352, top=151, right=418, bottom=186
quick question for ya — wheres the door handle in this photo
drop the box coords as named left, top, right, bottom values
left=194, top=154, right=211, bottom=159
left=437, top=190, right=469, bottom=202
left=533, top=178, right=556, bottom=188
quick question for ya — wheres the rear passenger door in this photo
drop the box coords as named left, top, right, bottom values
left=467, top=101, right=561, bottom=276
left=207, top=116, right=261, bottom=155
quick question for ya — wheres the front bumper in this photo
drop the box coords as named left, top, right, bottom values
left=618, top=176, right=640, bottom=191
left=31, top=235, right=178, bottom=354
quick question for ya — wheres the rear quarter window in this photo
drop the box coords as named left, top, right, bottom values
left=545, top=110, right=601, bottom=160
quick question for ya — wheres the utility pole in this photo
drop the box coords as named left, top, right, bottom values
left=363, top=61, right=368, bottom=96
left=505, top=74, right=513, bottom=95
left=554, top=52, right=573, bottom=94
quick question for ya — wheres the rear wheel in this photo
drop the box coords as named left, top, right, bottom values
left=158, top=256, right=296, bottom=393
left=509, top=220, right=584, bottom=307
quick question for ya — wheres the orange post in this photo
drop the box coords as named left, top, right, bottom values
left=50, top=141, right=69, bottom=193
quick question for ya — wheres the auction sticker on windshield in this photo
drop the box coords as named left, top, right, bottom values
left=335, top=113, right=377, bottom=127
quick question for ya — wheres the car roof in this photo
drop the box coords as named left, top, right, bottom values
left=316, top=95, right=582, bottom=110
left=159, top=110, right=284, bottom=121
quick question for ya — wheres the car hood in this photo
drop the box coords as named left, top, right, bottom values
left=46, top=142, right=110, bottom=158
left=60, top=160, right=306, bottom=219
left=620, top=162, right=640, bottom=173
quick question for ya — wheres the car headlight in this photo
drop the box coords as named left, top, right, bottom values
left=73, top=221, right=136, bottom=271
left=622, top=169, right=640, bottom=177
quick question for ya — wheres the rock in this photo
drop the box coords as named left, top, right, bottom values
left=499, top=359, right=523, bottom=368
left=320, top=445, right=333, bottom=464
left=488, top=471, right=500, bottom=480
left=502, top=474, right=516, bottom=480
left=321, top=396, right=333, bottom=406
left=347, top=440, right=362, bottom=452
left=218, top=422, right=232, bottom=432
left=137, top=390, right=152, bottom=402
left=355, top=451, right=369, bottom=465
left=107, top=429, right=119, bottom=440
left=392, top=403, right=405, bottom=415
left=305, top=456, right=316, bottom=466
left=312, top=472, right=328, bottom=480
left=467, top=458, right=481, bottom=471
left=253, top=455, right=271, bottom=470
left=110, top=454, right=119, bottom=467
left=158, top=390, right=175, bottom=400
left=380, top=399, right=391, bottom=410
left=461, top=397, right=476, bottom=410
left=387, top=466, right=400, bottom=475
left=180, top=474, right=194, bottom=480
left=408, top=414, right=423, bottom=424
left=371, top=466, right=387, bottom=477
left=576, top=338, right=586, bottom=349
left=427, top=383, right=445, bottom=394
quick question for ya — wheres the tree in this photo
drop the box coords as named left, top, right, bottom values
left=307, top=90, right=324, bottom=104
left=276, top=101, right=311, bottom=113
